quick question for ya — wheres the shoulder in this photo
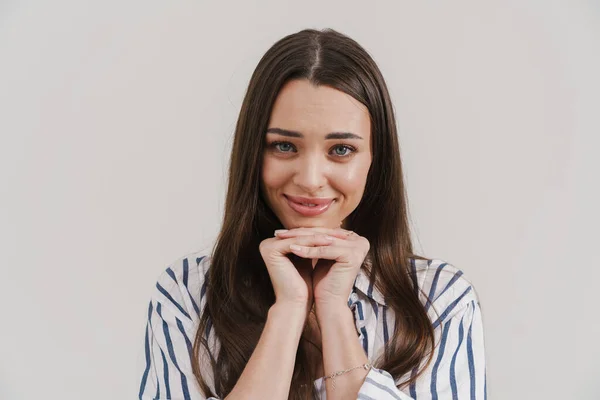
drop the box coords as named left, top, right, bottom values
left=409, top=258, right=481, bottom=327
left=149, top=250, right=211, bottom=325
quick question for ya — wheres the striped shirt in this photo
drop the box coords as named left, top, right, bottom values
left=137, top=251, right=487, bottom=399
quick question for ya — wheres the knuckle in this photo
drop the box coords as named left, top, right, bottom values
left=293, top=236, right=305, bottom=245
left=259, top=238, right=274, bottom=253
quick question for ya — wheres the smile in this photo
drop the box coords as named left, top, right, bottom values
left=284, top=195, right=335, bottom=217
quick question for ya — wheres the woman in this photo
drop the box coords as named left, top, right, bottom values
left=137, top=28, right=486, bottom=400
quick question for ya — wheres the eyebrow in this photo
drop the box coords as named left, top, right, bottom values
left=265, top=127, right=363, bottom=140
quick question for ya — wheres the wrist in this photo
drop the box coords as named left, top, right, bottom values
left=271, top=301, right=310, bottom=320
left=314, top=297, right=349, bottom=312
left=315, top=301, right=352, bottom=323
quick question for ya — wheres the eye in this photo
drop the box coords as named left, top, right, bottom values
left=331, top=144, right=356, bottom=157
left=269, top=141, right=296, bottom=153
left=266, top=141, right=356, bottom=158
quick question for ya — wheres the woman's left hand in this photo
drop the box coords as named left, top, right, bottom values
left=275, top=227, right=370, bottom=308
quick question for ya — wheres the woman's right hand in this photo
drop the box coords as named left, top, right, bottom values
left=259, top=232, right=334, bottom=311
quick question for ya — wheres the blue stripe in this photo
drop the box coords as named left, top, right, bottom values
left=157, top=303, right=191, bottom=400
left=160, top=347, right=170, bottom=398
left=434, top=270, right=464, bottom=303
left=200, top=258, right=209, bottom=301
left=182, top=259, right=189, bottom=286
left=367, top=280, right=379, bottom=318
left=166, top=267, right=177, bottom=283
left=409, top=366, right=418, bottom=398
left=425, top=263, right=447, bottom=312
left=430, top=318, right=452, bottom=400
left=450, top=312, right=467, bottom=399
left=142, top=301, right=156, bottom=399
left=432, top=286, right=472, bottom=330
left=360, top=326, right=369, bottom=354
left=177, top=318, right=194, bottom=361
left=484, top=366, right=487, bottom=400
left=356, top=299, right=364, bottom=320
left=410, top=258, right=419, bottom=296
left=206, top=318, right=212, bottom=339
left=382, top=306, right=389, bottom=344
left=138, top=320, right=152, bottom=399
left=199, top=262, right=209, bottom=330
left=364, top=376, right=402, bottom=399
left=467, top=304, right=476, bottom=400
left=200, top=280, right=207, bottom=301
left=155, top=374, right=160, bottom=399
left=354, top=301, right=369, bottom=354
left=182, top=259, right=200, bottom=317
left=156, top=282, right=191, bottom=320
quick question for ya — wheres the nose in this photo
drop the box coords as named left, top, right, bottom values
left=291, top=152, right=328, bottom=194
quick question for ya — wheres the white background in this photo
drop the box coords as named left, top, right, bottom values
left=1, top=1, right=599, bottom=399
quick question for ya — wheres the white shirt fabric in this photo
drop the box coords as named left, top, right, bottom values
left=136, top=251, right=487, bottom=399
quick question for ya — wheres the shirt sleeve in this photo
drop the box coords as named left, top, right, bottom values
left=137, top=261, right=220, bottom=400
left=357, top=299, right=487, bottom=399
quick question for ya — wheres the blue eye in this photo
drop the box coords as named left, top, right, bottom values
left=274, top=142, right=294, bottom=152
left=267, top=141, right=356, bottom=158
left=333, top=145, right=353, bottom=157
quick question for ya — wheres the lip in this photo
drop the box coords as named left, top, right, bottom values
left=284, top=194, right=335, bottom=217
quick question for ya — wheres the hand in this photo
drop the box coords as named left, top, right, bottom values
left=274, top=227, right=370, bottom=307
left=259, top=232, right=335, bottom=313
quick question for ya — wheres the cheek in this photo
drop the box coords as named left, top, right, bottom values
left=333, top=161, right=370, bottom=197
left=261, top=157, right=289, bottom=190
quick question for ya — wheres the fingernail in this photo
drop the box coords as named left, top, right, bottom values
left=275, top=229, right=288, bottom=235
left=290, top=244, right=302, bottom=251
left=324, top=235, right=334, bottom=241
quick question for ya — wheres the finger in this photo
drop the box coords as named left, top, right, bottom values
left=266, top=235, right=334, bottom=256
left=290, top=233, right=336, bottom=247
left=275, top=227, right=354, bottom=240
left=282, top=226, right=352, bottom=235
left=291, top=234, right=353, bottom=248
left=289, top=243, right=352, bottom=263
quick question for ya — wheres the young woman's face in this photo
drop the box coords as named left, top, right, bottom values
left=261, top=79, right=372, bottom=229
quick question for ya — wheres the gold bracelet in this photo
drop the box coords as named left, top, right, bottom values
left=323, top=363, right=372, bottom=390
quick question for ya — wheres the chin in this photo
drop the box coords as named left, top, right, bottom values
left=284, top=219, right=338, bottom=229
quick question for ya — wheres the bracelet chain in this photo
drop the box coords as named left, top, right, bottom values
left=323, top=363, right=372, bottom=390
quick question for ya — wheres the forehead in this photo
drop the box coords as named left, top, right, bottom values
left=268, top=79, right=371, bottom=138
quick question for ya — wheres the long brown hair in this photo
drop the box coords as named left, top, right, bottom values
left=191, top=28, right=437, bottom=399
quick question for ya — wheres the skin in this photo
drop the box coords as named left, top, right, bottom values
left=261, top=78, right=373, bottom=231
left=260, top=79, right=374, bottom=389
